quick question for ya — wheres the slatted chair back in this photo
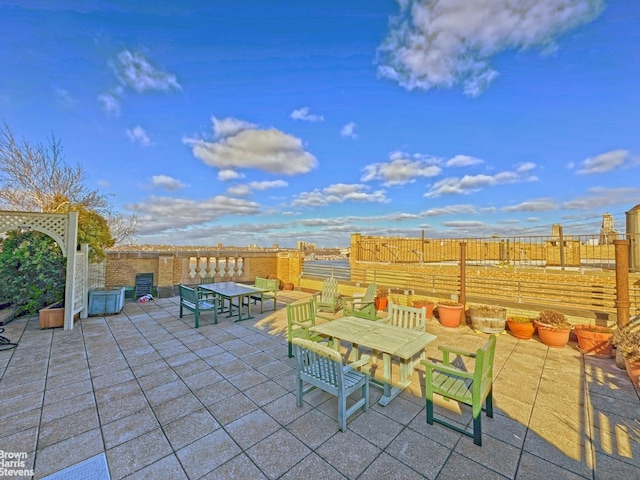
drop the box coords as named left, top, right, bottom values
left=287, top=298, right=321, bottom=358
left=134, top=273, right=153, bottom=299
left=179, top=284, right=218, bottom=328
left=422, top=334, right=497, bottom=446
left=293, top=338, right=369, bottom=431
left=343, top=282, right=378, bottom=320
left=383, top=302, right=427, bottom=331
left=318, top=276, right=339, bottom=304
left=313, top=276, right=341, bottom=319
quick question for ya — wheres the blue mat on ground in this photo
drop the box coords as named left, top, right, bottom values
left=41, top=453, right=110, bottom=480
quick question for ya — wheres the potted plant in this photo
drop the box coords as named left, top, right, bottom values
left=507, top=316, right=536, bottom=340
left=534, top=310, right=572, bottom=348
left=611, top=319, right=640, bottom=385
left=574, top=324, right=614, bottom=358
left=436, top=300, right=464, bottom=328
left=469, top=304, right=507, bottom=333
left=374, top=288, right=388, bottom=311
left=412, top=298, right=434, bottom=319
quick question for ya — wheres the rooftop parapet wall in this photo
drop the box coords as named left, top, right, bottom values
left=103, top=248, right=301, bottom=296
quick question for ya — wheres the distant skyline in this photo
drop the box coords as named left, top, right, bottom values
left=1, top=1, right=639, bottom=248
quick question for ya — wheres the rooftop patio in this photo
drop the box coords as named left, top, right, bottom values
left=0, top=291, right=638, bottom=479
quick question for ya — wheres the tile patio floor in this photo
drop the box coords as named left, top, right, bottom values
left=0, top=291, right=639, bottom=479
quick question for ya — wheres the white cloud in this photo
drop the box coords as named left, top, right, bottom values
left=576, top=149, right=630, bottom=174
left=290, top=107, right=324, bottom=122
left=562, top=187, right=640, bottom=210
left=340, top=122, right=357, bottom=139
left=446, top=155, right=483, bottom=167
left=54, top=87, right=76, bottom=107
left=419, top=204, right=479, bottom=217
left=132, top=195, right=261, bottom=234
left=212, top=116, right=257, bottom=139
left=377, top=0, right=604, bottom=96
left=292, top=183, right=389, bottom=207
left=502, top=199, right=557, bottom=212
left=248, top=180, right=288, bottom=191
left=227, top=184, right=252, bottom=196
left=150, top=175, right=186, bottom=191
left=184, top=127, right=317, bottom=176
left=112, top=50, right=181, bottom=93
left=97, top=90, right=122, bottom=116
left=126, top=125, right=151, bottom=146
left=228, top=180, right=288, bottom=197
left=424, top=164, right=537, bottom=197
left=362, top=151, right=441, bottom=185
left=217, top=169, right=245, bottom=181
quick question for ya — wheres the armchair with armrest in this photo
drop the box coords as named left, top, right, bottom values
left=421, top=334, right=497, bottom=446
left=342, top=282, right=377, bottom=320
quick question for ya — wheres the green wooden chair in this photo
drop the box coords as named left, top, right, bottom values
left=287, top=298, right=326, bottom=358
left=312, top=276, right=341, bottom=320
left=292, top=338, right=370, bottom=432
left=421, top=334, right=497, bottom=446
left=342, top=282, right=377, bottom=320
left=179, top=284, right=218, bottom=328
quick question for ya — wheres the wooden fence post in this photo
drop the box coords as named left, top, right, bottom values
left=614, top=239, right=630, bottom=369
left=460, top=242, right=467, bottom=323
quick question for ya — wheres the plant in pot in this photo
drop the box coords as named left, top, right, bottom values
left=412, top=297, right=434, bottom=319
left=534, top=310, right=572, bottom=348
left=469, top=304, right=507, bottom=333
left=611, top=319, right=640, bottom=386
left=436, top=300, right=464, bottom=328
left=507, top=316, right=536, bottom=340
left=374, top=288, right=388, bottom=311
left=574, top=323, right=614, bottom=358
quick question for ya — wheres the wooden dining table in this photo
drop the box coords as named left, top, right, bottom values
left=310, top=316, right=437, bottom=406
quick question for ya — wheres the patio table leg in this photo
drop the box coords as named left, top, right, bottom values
left=375, top=354, right=413, bottom=406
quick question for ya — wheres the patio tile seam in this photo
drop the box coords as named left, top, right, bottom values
left=97, top=308, right=269, bottom=476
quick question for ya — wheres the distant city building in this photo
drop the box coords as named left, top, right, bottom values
left=296, top=241, right=317, bottom=251
left=599, top=212, right=617, bottom=245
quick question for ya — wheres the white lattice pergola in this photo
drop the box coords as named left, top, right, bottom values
left=0, top=210, right=87, bottom=330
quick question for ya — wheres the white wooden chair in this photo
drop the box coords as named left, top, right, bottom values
left=374, top=302, right=427, bottom=368
left=292, top=338, right=370, bottom=431
left=312, top=276, right=341, bottom=320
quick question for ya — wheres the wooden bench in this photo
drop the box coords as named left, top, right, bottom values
left=249, top=276, right=279, bottom=313
left=179, top=285, right=218, bottom=328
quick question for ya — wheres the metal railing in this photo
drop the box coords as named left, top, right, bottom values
left=353, top=233, right=623, bottom=270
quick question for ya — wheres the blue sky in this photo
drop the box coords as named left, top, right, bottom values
left=1, top=0, right=638, bottom=248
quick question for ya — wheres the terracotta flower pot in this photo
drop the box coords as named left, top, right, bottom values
left=375, top=298, right=388, bottom=311
left=507, top=319, right=535, bottom=340
left=574, top=324, right=613, bottom=358
left=413, top=301, right=434, bottom=319
left=437, top=304, right=464, bottom=328
left=624, top=358, right=640, bottom=386
left=535, top=321, right=571, bottom=348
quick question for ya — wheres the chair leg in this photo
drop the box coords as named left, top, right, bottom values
left=473, top=414, right=482, bottom=446
left=288, top=341, right=293, bottom=358
left=195, top=311, right=199, bottom=329
left=363, top=378, right=369, bottom=411
left=338, top=395, right=347, bottom=432
left=486, top=390, right=493, bottom=418
left=296, top=376, right=303, bottom=407
left=426, top=398, right=434, bottom=425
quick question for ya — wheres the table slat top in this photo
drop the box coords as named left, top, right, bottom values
left=311, top=316, right=436, bottom=359
left=200, top=282, right=265, bottom=296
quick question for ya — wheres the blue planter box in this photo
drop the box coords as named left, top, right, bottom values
left=88, top=287, right=126, bottom=316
